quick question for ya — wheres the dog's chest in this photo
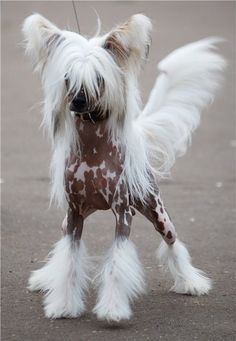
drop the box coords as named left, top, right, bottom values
left=65, top=119, right=124, bottom=211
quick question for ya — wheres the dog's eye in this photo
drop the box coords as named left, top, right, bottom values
left=64, top=74, right=69, bottom=91
left=80, top=87, right=85, bottom=95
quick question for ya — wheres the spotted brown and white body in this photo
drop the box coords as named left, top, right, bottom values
left=23, top=13, right=225, bottom=321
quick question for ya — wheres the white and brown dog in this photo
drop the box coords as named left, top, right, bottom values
left=23, top=13, right=225, bottom=322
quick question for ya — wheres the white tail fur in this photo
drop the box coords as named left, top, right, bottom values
left=134, top=38, right=226, bottom=181
left=28, top=236, right=92, bottom=318
left=157, top=239, right=212, bottom=296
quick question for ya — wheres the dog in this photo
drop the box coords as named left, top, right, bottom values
left=23, top=13, right=225, bottom=322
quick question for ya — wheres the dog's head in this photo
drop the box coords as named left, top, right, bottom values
left=23, top=13, right=152, bottom=133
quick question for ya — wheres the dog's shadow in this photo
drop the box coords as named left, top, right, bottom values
left=94, top=321, right=132, bottom=331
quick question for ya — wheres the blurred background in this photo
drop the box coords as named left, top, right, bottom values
left=2, top=1, right=235, bottom=340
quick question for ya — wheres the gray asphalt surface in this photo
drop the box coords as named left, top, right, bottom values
left=2, top=1, right=236, bottom=340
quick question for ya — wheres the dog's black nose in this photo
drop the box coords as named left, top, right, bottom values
left=70, top=96, right=87, bottom=112
left=69, top=89, right=88, bottom=113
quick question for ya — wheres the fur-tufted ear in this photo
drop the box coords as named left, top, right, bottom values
left=22, top=14, right=62, bottom=72
left=103, top=14, right=152, bottom=68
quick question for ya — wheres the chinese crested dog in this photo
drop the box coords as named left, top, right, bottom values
left=23, top=13, right=225, bottom=321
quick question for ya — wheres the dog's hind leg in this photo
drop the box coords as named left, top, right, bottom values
left=93, top=182, right=145, bottom=322
left=28, top=208, right=91, bottom=318
left=134, top=189, right=211, bottom=296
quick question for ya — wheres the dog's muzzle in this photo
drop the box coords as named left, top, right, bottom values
left=69, top=94, right=89, bottom=114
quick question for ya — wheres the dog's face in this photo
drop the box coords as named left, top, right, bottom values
left=23, top=13, right=152, bottom=129
left=65, top=73, right=105, bottom=118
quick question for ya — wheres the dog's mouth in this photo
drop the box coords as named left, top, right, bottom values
left=70, top=107, right=91, bottom=116
left=70, top=106, right=107, bottom=124
left=73, top=112, right=89, bottom=117
left=73, top=111, right=96, bottom=124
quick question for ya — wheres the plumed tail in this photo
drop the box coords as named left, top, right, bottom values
left=138, top=37, right=226, bottom=177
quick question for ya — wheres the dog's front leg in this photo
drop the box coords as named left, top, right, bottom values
left=93, top=181, right=145, bottom=322
left=28, top=208, right=91, bottom=318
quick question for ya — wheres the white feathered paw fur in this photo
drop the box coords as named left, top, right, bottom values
left=28, top=236, right=92, bottom=318
left=93, top=238, right=146, bottom=322
left=157, top=239, right=212, bottom=296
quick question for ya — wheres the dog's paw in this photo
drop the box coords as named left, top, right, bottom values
left=170, top=273, right=212, bottom=296
left=44, top=294, right=86, bottom=319
left=93, top=301, right=132, bottom=322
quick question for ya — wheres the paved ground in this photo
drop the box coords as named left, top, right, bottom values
left=1, top=1, right=235, bottom=340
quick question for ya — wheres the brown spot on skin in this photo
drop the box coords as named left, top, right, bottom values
left=166, top=231, right=173, bottom=239
left=77, top=180, right=84, bottom=191
left=101, top=168, right=107, bottom=176
left=133, top=189, right=177, bottom=245
left=108, top=193, right=113, bottom=204
left=101, top=178, right=107, bottom=187
left=148, top=195, right=157, bottom=209
left=157, top=221, right=165, bottom=231
left=96, top=168, right=102, bottom=178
